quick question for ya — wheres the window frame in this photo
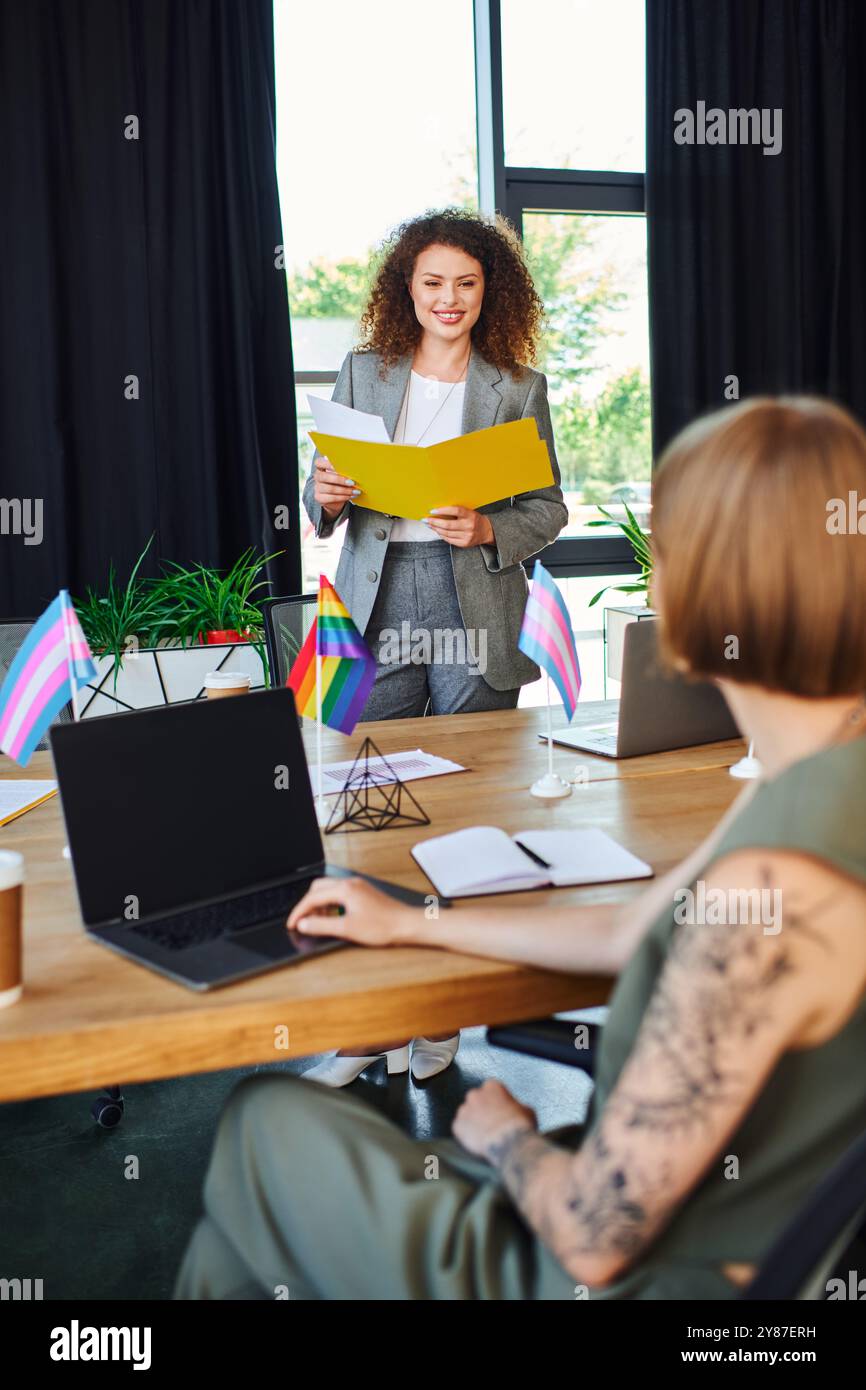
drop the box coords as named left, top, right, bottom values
left=290, top=0, right=647, bottom=583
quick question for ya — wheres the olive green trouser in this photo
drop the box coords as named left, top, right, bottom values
left=174, top=1072, right=580, bottom=1301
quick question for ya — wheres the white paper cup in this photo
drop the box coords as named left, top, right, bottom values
left=204, top=671, right=252, bottom=699
left=0, top=850, right=24, bottom=1008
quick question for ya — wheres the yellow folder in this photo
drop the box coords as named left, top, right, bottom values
left=308, top=416, right=554, bottom=521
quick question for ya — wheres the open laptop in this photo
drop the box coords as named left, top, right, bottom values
left=541, top=618, right=741, bottom=758
left=50, top=688, right=438, bottom=990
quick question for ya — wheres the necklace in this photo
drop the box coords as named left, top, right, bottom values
left=824, top=694, right=866, bottom=750
left=399, top=358, right=469, bottom=447
left=749, top=695, right=866, bottom=778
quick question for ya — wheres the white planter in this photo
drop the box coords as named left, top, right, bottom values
left=79, top=642, right=267, bottom=719
left=605, top=605, right=656, bottom=683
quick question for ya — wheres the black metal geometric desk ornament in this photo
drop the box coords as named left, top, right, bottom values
left=324, top=737, right=430, bottom=834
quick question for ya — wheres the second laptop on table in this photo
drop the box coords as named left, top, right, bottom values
left=542, top=618, right=740, bottom=759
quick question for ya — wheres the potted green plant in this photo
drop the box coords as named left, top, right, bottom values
left=75, top=545, right=282, bottom=714
left=586, top=503, right=655, bottom=683
left=586, top=503, right=653, bottom=608
left=151, top=548, right=282, bottom=652
left=75, top=538, right=165, bottom=690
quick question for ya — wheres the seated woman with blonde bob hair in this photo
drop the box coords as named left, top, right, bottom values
left=177, top=396, right=866, bottom=1301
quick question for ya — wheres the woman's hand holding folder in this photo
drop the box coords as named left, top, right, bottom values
left=313, top=455, right=360, bottom=520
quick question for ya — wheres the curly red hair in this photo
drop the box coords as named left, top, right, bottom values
left=356, top=208, right=544, bottom=377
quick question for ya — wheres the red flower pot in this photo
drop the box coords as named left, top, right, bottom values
left=198, top=629, right=249, bottom=645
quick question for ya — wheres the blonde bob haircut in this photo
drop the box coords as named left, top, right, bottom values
left=651, top=396, right=866, bottom=697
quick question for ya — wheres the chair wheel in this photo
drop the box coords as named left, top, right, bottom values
left=91, top=1092, right=125, bottom=1128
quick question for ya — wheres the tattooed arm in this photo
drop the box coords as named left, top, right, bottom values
left=453, top=848, right=866, bottom=1287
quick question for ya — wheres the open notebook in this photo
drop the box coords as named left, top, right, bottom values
left=411, top=826, right=653, bottom=899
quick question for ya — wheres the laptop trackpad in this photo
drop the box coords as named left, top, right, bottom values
left=234, top=919, right=344, bottom=960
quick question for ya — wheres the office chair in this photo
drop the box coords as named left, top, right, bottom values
left=487, top=1015, right=602, bottom=1076
left=260, top=593, right=317, bottom=687
left=486, top=1019, right=866, bottom=1300
left=260, top=589, right=447, bottom=715
left=742, top=1125, right=866, bottom=1300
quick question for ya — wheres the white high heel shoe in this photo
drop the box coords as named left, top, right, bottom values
left=410, top=1033, right=460, bottom=1081
left=303, top=1044, right=410, bottom=1088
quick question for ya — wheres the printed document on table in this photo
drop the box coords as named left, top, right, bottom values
left=316, top=749, right=466, bottom=796
left=0, top=779, right=57, bottom=826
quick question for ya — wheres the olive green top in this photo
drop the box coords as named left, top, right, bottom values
left=585, top=732, right=866, bottom=1299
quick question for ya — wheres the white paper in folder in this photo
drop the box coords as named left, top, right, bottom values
left=307, top=394, right=391, bottom=444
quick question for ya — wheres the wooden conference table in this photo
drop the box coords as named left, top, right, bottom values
left=0, top=703, right=745, bottom=1103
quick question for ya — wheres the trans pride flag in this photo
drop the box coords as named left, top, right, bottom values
left=0, top=591, right=96, bottom=766
left=518, top=561, right=582, bottom=719
left=287, top=576, right=376, bottom=735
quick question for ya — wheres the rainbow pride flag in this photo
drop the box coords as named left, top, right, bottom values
left=518, top=561, right=582, bottom=719
left=0, top=590, right=96, bottom=766
left=287, top=575, right=376, bottom=734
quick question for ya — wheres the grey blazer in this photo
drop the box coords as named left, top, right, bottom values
left=302, top=344, right=568, bottom=690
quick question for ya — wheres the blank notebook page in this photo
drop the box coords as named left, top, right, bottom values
left=411, top=826, right=547, bottom=897
left=515, top=828, right=652, bottom=886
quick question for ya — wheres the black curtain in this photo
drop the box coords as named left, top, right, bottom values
left=0, top=0, right=299, bottom=616
left=646, top=0, right=866, bottom=455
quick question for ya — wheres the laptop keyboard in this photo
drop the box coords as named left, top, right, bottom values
left=590, top=734, right=620, bottom=753
left=128, top=879, right=316, bottom=952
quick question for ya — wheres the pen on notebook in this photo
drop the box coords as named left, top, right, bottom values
left=513, top=839, right=552, bottom=870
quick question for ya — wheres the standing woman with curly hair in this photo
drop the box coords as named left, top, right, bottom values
left=304, top=208, right=567, bottom=721
left=301, top=208, right=567, bottom=1087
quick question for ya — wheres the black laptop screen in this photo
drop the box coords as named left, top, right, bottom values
left=51, top=688, right=325, bottom=926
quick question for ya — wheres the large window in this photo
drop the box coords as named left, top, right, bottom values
left=275, top=0, right=477, bottom=588
left=274, top=0, right=650, bottom=698
left=274, top=0, right=477, bottom=377
left=501, top=0, right=646, bottom=172
left=523, top=211, right=650, bottom=539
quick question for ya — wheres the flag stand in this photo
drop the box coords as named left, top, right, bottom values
left=60, top=590, right=80, bottom=859
left=60, top=590, right=81, bottom=724
left=729, top=739, right=762, bottom=780
left=287, top=574, right=379, bottom=823
left=315, top=649, right=328, bottom=824
left=530, top=674, right=572, bottom=800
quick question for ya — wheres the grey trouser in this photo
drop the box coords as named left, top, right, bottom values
left=174, top=1072, right=580, bottom=1301
left=360, top=541, right=521, bottom=720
